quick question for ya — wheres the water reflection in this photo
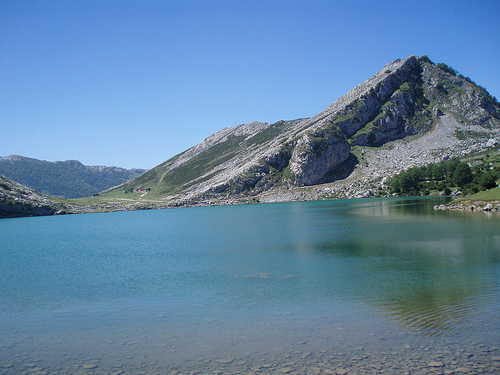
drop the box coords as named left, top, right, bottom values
left=375, top=289, right=497, bottom=336
left=309, top=197, right=500, bottom=336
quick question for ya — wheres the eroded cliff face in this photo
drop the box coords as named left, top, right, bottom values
left=107, top=55, right=500, bottom=201
left=217, top=56, right=426, bottom=190
left=288, top=124, right=350, bottom=186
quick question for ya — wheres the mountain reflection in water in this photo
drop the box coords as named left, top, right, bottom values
left=286, top=197, right=500, bottom=336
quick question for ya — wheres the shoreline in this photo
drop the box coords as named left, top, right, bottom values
left=434, top=199, right=500, bottom=212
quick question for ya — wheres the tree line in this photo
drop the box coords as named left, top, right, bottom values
left=389, top=156, right=499, bottom=196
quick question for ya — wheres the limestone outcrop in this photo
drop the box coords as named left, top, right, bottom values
left=0, top=175, right=64, bottom=218
left=289, top=124, right=350, bottom=186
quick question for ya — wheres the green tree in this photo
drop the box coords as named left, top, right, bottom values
left=478, top=171, right=498, bottom=190
left=453, top=163, right=473, bottom=187
left=395, top=169, right=421, bottom=195
left=430, top=163, right=445, bottom=180
left=444, top=157, right=460, bottom=177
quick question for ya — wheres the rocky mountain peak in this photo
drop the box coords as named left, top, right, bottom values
left=321, top=55, right=419, bottom=119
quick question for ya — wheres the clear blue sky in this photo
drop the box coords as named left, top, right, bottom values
left=1, top=0, right=499, bottom=169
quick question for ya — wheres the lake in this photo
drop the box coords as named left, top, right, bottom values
left=0, top=197, right=499, bottom=374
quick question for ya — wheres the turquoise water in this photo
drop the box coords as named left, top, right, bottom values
left=1, top=197, right=499, bottom=373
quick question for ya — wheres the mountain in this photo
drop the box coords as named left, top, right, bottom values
left=0, top=155, right=146, bottom=199
left=103, top=55, right=499, bottom=205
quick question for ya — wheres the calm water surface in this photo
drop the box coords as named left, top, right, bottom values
left=1, top=197, right=499, bottom=374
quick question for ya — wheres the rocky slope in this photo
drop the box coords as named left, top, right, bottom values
left=105, top=55, right=500, bottom=205
left=0, top=175, right=67, bottom=218
left=0, top=155, right=146, bottom=198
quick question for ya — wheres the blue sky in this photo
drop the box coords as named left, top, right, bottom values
left=1, top=0, right=499, bottom=169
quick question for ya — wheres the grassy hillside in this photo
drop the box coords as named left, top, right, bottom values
left=103, top=120, right=295, bottom=198
left=92, top=56, right=500, bottom=205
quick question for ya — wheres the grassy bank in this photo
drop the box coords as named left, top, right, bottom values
left=456, top=186, right=500, bottom=202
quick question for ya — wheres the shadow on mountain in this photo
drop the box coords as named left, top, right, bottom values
left=322, top=152, right=359, bottom=183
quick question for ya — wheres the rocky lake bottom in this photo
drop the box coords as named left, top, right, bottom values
left=2, top=295, right=499, bottom=375
left=2, top=328, right=500, bottom=374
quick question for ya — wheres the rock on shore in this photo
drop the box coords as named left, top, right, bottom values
left=434, top=201, right=500, bottom=212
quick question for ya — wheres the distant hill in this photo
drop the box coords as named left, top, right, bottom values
left=0, top=155, right=146, bottom=199
left=103, top=55, right=500, bottom=204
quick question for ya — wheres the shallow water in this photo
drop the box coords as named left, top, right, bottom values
left=1, top=197, right=499, bottom=374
